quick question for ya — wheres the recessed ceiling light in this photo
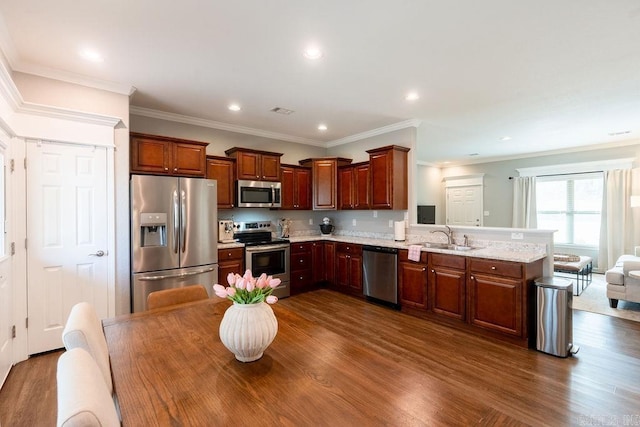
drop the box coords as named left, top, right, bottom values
left=79, top=48, right=104, bottom=63
left=501, top=136, right=512, bottom=141
left=405, top=92, right=419, bottom=101
left=228, top=103, right=241, bottom=112
left=303, top=47, right=323, bottom=60
left=318, top=124, right=328, bottom=131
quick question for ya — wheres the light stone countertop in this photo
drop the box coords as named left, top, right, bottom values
left=219, top=235, right=546, bottom=264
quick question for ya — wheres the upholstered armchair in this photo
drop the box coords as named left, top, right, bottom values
left=605, top=255, right=640, bottom=308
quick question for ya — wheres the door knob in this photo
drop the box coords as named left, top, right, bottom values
left=89, top=250, right=106, bottom=257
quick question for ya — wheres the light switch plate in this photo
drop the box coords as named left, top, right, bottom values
left=352, top=219, right=357, bottom=226
left=389, top=220, right=393, bottom=228
left=373, top=210, right=378, bottom=218
left=308, top=218, right=313, bottom=225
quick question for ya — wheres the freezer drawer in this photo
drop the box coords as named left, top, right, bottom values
left=132, top=264, right=217, bottom=312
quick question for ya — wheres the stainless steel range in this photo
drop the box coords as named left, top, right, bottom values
left=233, top=221, right=290, bottom=299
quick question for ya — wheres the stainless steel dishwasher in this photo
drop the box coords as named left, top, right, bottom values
left=362, top=245, right=398, bottom=306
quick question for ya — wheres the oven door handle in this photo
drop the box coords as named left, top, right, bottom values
left=245, top=244, right=290, bottom=252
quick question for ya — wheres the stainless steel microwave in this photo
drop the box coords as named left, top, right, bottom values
left=237, top=180, right=282, bottom=208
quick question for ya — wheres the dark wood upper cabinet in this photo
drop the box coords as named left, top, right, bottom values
left=366, top=145, right=410, bottom=210
left=281, top=165, right=311, bottom=210
left=339, top=162, right=370, bottom=210
left=299, top=157, right=352, bottom=210
left=206, top=156, right=235, bottom=209
left=130, top=132, right=208, bottom=177
left=225, top=147, right=282, bottom=181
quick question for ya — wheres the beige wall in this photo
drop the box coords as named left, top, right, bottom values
left=13, top=72, right=132, bottom=315
left=130, top=115, right=326, bottom=164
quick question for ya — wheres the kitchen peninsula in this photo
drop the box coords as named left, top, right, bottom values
left=220, top=229, right=547, bottom=348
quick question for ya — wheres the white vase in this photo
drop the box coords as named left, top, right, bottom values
left=219, top=302, right=278, bottom=362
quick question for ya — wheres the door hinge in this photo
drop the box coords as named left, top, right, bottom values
left=11, top=325, right=16, bottom=339
left=10, top=242, right=15, bottom=256
left=24, top=158, right=27, bottom=170
left=9, top=159, right=14, bottom=173
left=25, top=317, right=28, bottom=329
left=24, top=238, right=27, bottom=250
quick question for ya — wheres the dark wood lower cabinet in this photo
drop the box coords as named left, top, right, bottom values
left=217, top=248, right=244, bottom=285
left=291, top=242, right=313, bottom=294
left=429, top=266, right=466, bottom=321
left=469, top=273, right=523, bottom=336
left=398, top=250, right=427, bottom=309
left=335, top=243, right=362, bottom=295
left=311, top=242, right=325, bottom=283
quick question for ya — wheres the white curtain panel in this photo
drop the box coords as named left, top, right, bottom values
left=511, top=176, right=537, bottom=228
left=599, top=169, right=633, bottom=269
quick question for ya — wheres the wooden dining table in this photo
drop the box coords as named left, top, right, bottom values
left=102, top=297, right=442, bottom=426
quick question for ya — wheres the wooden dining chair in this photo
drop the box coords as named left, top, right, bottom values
left=62, top=302, right=113, bottom=394
left=56, top=347, right=120, bottom=427
left=146, top=284, right=209, bottom=310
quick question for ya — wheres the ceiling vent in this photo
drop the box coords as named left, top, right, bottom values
left=270, top=107, right=295, bottom=115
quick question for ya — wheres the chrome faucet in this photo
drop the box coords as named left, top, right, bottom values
left=431, top=225, right=453, bottom=245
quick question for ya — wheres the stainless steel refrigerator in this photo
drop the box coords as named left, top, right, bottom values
left=131, top=175, right=218, bottom=312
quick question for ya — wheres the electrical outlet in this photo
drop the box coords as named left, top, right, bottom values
left=389, top=220, right=393, bottom=228
left=484, top=211, right=490, bottom=216
left=511, top=232, right=524, bottom=240
left=352, top=219, right=357, bottom=226
left=373, top=210, right=378, bottom=218
left=308, top=218, right=313, bottom=225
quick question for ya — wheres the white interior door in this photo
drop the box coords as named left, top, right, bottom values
left=0, top=258, right=12, bottom=387
left=27, top=141, right=109, bottom=355
left=446, top=185, right=483, bottom=227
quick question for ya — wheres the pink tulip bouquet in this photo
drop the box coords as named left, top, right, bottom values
left=213, top=269, right=281, bottom=304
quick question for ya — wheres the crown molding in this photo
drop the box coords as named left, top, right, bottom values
left=326, top=119, right=422, bottom=147
left=130, top=106, right=326, bottom=147
left=12, top=62, right=136, bottom=96
left=0, top=51, right=122, bottom=129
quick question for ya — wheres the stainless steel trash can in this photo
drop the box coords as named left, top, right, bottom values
left=534, top=277, right=579, bottom=357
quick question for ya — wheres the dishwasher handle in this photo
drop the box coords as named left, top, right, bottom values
left=363, top=245, right=398, bottom=254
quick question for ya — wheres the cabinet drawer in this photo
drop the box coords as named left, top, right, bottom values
left=291, top=242, right=312, bottom=254
left=429, top=253, right=466, bottom=270
left=398, top=249, right=427, bottom=264
left=336, top=243, right=362, bottom=255
left=218, top=247, right=244, bottom=261
left=291, top=252, right=312, bottom=271
left=469, top=259, right=523, bottom=279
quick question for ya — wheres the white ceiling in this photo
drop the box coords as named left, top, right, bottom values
left=0, top=1, right=639, bottom=164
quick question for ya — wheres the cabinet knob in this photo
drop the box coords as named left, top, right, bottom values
left=164, top=167, right=169, bottom=171
left=422, top=268, right=426, bottom=271
left=431, top=269, right=435, bottom=273
left=491, top=266, right=496, bottom=270
left=299, top=259, right=304, bottom=263
left=227, top=252, right=232, bottom=257
left=471, top=275, right=475, bottom=280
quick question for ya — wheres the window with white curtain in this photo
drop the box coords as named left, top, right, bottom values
left=536, top=172, right=603, bottom=246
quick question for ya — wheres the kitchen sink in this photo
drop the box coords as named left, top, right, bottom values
left=423, top=242, right=476, bottom=251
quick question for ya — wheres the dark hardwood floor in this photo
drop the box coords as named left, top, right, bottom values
left=2, top=289, right=640, bottom=426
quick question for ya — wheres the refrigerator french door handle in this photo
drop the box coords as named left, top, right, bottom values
left=180, top=190, right=187, bottom=253
left=137, top=266, right=216, bottom=281
left=173, top=190, right=179, bottom=254
left=271, top=185, right=275, bottom=207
